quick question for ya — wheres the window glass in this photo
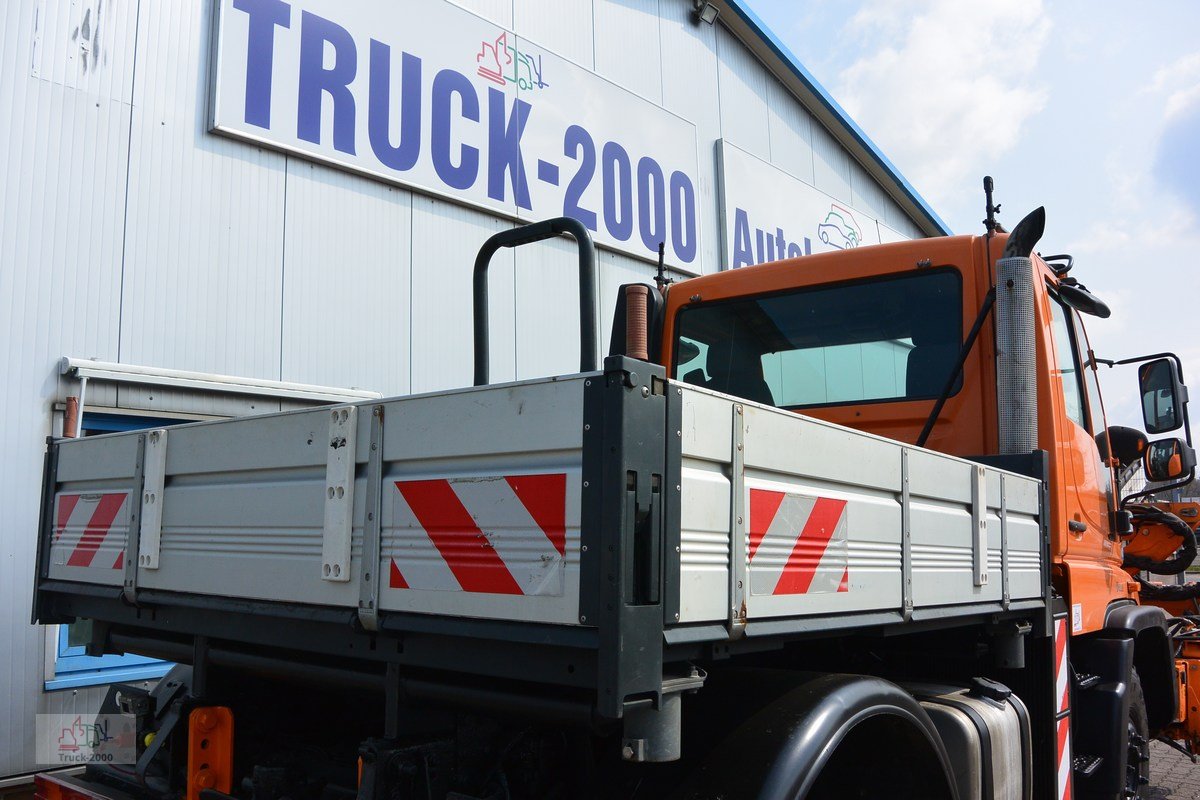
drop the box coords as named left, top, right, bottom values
left=673, top=270, right=962, bottom=408
left=1047, top=294, right=1088, bottom=429
left=1073, top=314, right=1106, bottom=434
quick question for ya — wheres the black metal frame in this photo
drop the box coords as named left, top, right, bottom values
left=472, top=217, right=598, bottom=386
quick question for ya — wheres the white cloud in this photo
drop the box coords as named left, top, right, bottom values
left=832, top=0, right=1051, bottom=207
left=1149, top=51, right=1200, bottom=119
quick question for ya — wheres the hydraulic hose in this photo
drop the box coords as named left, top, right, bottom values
left=1123, top=505, right=1198, bottom=575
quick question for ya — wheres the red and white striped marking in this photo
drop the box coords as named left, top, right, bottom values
left=1055, top=617, right=1070, bottom=715
left=388, top=473, right=567, bottom=596
left=52, top=491, right=130, bottom=570
left=1055, top=615, right=1073, bottom=800
left=1057, top=715, right=1072, bottom=800
left=748, top=489, right=849, bottom=596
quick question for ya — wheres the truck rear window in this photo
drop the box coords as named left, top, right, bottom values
left=673, top=269, right=963, bottom=408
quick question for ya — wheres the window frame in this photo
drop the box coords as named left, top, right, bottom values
left=670, top=267, right=966, bottom=411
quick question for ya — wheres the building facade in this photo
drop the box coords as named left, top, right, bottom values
left=0, top=0, right=945, bottom=777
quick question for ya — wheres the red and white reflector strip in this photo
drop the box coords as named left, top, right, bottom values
left=51, top=491, right=130, bottom=570
left=388, top=473, right=567, bottom=596
left=1054, top=615, right=1073, bottom=800
left=748, top=489, right=849, bottom=596
left=1057, top=715, right=1072, bottom=800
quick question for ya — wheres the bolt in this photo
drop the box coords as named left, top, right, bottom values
left=195, top=711, right=215, bottom=731
left=641, top=386, right=650, bottom=398
left=622, top=745, right=634, bottom=760
left=194, top=770, right=215, bottom=790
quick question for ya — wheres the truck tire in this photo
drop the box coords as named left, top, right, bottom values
left=1126, top=670, right=1150, bottom=799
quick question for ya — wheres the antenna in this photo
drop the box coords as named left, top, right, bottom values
left=983, top=176, right=1001, bottom=238
left=654, top=241, right=673, bottom=293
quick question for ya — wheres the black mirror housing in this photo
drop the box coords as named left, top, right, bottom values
left=1144, top=438, right=1197, bottom=483
left=1139, top=358, right=1188, bottom=434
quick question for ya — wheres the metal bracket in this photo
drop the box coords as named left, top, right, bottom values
left=727, top=404, right=747, bottom=639
left=901, top=448, right=913, bottom=619
left=1000, top=474, right=1010, bottom=609
left=138, top=429, right=168, bottom=571
left=972, top=464, right=988, bottom=587
left=322, top=405, right=358, bottom=582
left=122, top=434, right=148, bottom=604
left=358, top=406, right=385, bottom=631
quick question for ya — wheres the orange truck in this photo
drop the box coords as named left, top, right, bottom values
left=31, top=182, right=1200, bottom=800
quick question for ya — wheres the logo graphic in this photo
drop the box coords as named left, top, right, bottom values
left=476, top=32, right=549, bottom=91
left=817, top=203, right=862, bottom=250
left=36, top=714, right=136, bottom=766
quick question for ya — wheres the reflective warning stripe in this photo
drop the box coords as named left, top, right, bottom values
left=1057, top=715, right=1072, bottom=800
left=1055, top=615, right=1073, bottom=800
left=54, top=492, right=128, bottom=569
left=748, top=489, right=849, bottom=596
left=389, top=473, right=567, bottom=596
left=1056, top=617, right=1070, bottom=715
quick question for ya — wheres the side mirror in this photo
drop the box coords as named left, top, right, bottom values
left=1097, top=425, right=1148, bottom=468
left=1139, top=358, right=1188, bottom=434
left=1144, top=438, right=1197, bottom=482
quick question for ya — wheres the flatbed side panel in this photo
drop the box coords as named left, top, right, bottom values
left=742, top=403, right=903, bottom=619
left=47, top=377, right=587, bottom=625
left=376, top=379, right=585, bottom=625
left=47, top=433, right=139, bottom=586
left=674, top=385, right=1044, bottom=627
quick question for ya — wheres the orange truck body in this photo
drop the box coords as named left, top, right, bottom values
left=661, top=232, right=1135, bottom=636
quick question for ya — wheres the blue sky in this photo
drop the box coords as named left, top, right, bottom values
left=744, top=0, right=1200, bottom=430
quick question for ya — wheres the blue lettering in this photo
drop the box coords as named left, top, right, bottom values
left=636, top=157, right=665, bottom=252
left=431, top=69, right=480, bottom=190
left=732, top=208, right=753, bottom=268
left=787, top=242, right=802, bottom=259
left=563, top=126, right=597, bottom=231
left=487, top=88, right=532, bottom=210
left=232, top=0, right=291, bottom=129
left=368, top=42, right=421, bottom=172
left=297, top=11, right=357, bottom=155
left=669, top=171, right=696, bottom=263
left=601, top=141, right=631, bottom=240
left=754, top=226, right=765, bottom=264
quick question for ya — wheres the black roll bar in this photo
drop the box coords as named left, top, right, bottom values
left=473, top=217, right=597, bottom=386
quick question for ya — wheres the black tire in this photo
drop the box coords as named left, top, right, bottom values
left=1126, top=670, right=1151, bottom=799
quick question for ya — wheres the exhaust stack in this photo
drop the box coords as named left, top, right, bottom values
left=994, top=207, right=1045, bottom=455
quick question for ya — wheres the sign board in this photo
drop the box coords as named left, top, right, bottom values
left=209, top=0, right=702, bottom=269
left=716, top=140, right=908, bottom=269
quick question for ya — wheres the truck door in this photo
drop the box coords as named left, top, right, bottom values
left=1046, top=290, right=1126, bottom=627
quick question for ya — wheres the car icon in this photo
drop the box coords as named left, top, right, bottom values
left=818, top=208, right=861, bottom=249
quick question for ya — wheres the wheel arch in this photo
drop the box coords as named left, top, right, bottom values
left=671, top=673, right=957, bottom=800
left=1106, top=601, right=1176, bottom=731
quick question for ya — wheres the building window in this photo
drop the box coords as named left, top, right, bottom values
left=45, top=411, right=190, bottom=691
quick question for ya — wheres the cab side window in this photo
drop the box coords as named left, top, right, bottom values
left=1048, top=293, right=1088, bottom=430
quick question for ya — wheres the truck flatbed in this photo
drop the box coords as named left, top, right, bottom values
left=35, top=358, right=1047, bottom=721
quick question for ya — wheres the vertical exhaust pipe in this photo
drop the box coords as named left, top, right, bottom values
left=994, top=207, right=1045, bottom=455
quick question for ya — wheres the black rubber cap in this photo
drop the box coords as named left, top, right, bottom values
left=969, top=676, right=1012, bottom=703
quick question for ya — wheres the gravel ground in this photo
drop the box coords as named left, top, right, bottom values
left=1148, top=740, right=1200, bottom=798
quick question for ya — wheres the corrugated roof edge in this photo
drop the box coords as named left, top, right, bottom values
left=718, top=0, right=953, bottom=237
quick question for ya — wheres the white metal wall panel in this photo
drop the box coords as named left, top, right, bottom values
left=514, top=234, right=596, bottom=380
left=593, top=0, right=663, bottom=104
left=811, top=119, right=852, bottom=204
left=410, top=197, right=517, bottom=392
left=513, top=0, right=595, bottom=69
left=119, top=2, right=286, bottom=378
left=658, top=0, right=721, bottom=274
left=766, top=79, right=815, bottom=185
left=450, top=0, right=514, bottom=27
left=714, top=25, right=771, bottom=161
left=850, top=158, right=888, bottom=223
left=0, top=0, right=139, bottom=777
left=281, top=161, right=413, bottom=398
